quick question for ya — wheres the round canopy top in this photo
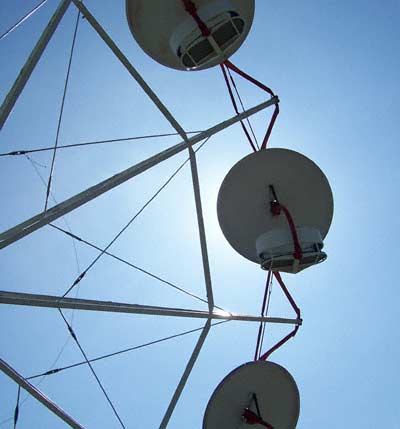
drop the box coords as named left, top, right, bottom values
left=217, top=148, right=334, bottom=264
left=203, top=360, right=300, bottom=429
left=125, top=0, right=255, bottom=70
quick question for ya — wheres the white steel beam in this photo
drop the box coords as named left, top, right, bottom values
left=0, top=359, right=84, bottom=429
left=0, top=96, right=277, bottom=250
left=160, top=319, right=211, bottom=429
left=0, top=0, right=72, bottom=129
left=0, top=291, right=301, bottom=325
left=187, top=145, right=214, bottom=311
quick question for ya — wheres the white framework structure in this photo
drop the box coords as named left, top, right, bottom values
left=0, top=1, right=291, bottom=428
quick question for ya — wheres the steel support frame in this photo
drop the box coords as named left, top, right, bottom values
left=0, top=359, right=84, bottom=429
left=0, top=1, right=280, bottom=428
left=0, top=289, right=300, bottom=427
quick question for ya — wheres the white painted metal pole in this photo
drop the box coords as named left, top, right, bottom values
left=187, top=146, right=214, bottom=312
left=0, top=359, right=84, bottom=429
left=0, top=96, right=277, bottom=250
left=160, top=319, right=211, bottom=429
left=0, top=0, right=71, bottom=130
left=0, top=291, right=301, bottom=325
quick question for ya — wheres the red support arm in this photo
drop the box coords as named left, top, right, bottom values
left=257, top=272, right=301, bottom=361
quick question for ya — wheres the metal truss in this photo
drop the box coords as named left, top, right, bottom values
left=0, top=0, right=280, bottom=427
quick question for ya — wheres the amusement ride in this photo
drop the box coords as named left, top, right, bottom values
left=0, top=1, right=334, bottom=428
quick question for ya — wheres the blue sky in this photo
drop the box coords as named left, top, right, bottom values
left=1, top=0, right=400, bottom=428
